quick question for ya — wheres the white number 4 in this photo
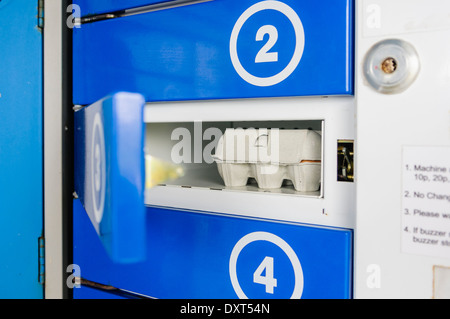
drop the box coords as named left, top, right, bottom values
left=253, top=256, right=277, bottom=294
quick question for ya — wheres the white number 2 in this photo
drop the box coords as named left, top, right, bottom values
left=253, top=256, right=278, bottom=294
left=255, top=25, right=279, bottom=63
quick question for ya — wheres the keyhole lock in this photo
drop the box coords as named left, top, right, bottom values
left=381, top=57, right=397, bottom=74
left=363, top=39, right=420, bottom=94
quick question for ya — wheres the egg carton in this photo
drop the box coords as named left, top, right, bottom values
left=213, top=128, right=322, bottom=192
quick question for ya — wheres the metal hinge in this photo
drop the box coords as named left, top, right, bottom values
left=38, top=0, right=44, bottom=30
left=38, top=235, right=45, bottom=285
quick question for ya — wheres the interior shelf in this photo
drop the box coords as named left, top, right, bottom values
left=144, top=119, right=324, bottom=200
left=155, top=164, right=322, bottom=198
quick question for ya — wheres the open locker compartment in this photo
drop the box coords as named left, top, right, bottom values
left=144, top=96, right=356, bottom=229
left=144, top=119, right=324, bottom=197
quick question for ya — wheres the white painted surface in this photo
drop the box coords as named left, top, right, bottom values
left=355, top=0, right=450, bottom=298
left=44, top=0, right=64, bottom=299
left=145, top=96, right=355, bottom=229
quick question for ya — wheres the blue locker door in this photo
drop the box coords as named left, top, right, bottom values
left=73, top=0, right=354, bottom=105
left=0, top=0, right=43, bottom=298
left=73, top=203, right=353, bottom=299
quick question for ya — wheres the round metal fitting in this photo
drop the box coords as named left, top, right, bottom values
left=363, top=39, right=420, bottom=94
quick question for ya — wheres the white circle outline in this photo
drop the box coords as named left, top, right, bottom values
left=230, top=0, right=305, bottom=87
left=91, top=112, right=106, bottom=224
left=229, top=231, right=304, bottom=299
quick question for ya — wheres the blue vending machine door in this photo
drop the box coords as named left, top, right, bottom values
left=74, top=205, right=353, bottom=299
left=73, top=0, right=354, bottom=105
left=74, top=92, right=146, bottom=263
left=0, top=0, right=43, bottom=298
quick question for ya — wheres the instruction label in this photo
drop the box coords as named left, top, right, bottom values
left=402, top=146, right=450, bottom=259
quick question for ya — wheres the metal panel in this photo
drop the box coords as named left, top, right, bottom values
left=73, top=0, right=354, bottom=105
left=0, top=0, right=43, bottom=298
left=355, top=0, right=450, bottom=298
left=73, top=201, right=352, bottom=299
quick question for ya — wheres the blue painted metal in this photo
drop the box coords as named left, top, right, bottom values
left=72, top=0, right=355, bottom=299
left=0, top=0, right=43, bottom=298
left=73, top=201, right=353, bottom=299
left=73, top=0, right=354, bottom=105
left=74, top=92, right=146, bottom=263
left=74, top=0, right=169, bottom=16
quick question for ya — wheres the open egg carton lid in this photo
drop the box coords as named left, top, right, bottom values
left=212, top=128, right=322, bottom=165
left=213, top=129, right=322, bottom=193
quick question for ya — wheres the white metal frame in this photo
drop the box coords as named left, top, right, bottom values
left=44, top=0, right=64, bottom=299
left=145, top=96, right=356, bottom=230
